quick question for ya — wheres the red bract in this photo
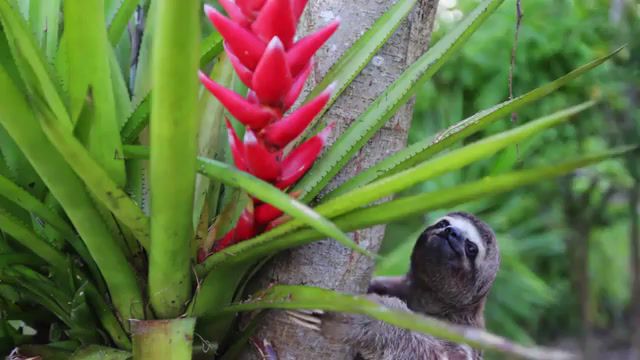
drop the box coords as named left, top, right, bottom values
left=244, top=129, right=281, bottom=181
left=283, top=60, right=312, bottom=111
left=276, top=124, right=333, bottom=189
left=264, top=84, right=334, bottom=148
left=225, top=118, right=247, bottom=171
left=199, top=1, right=339, bottom=259
left=252, top=37, right=293, bottom=105
left=217, top=0, right=250, bottom=28
left=199, top=71, right=276, bottom=129
left=287, top=19, right=339, bottom=76
left=204, top=5, right=265, bottom=69
left=252, top=0, right=296, bottom=48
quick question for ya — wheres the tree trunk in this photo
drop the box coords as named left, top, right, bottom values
left=239, top=1, right=439, bottom=358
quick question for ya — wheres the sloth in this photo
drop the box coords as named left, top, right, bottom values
left=288, top=212, right=500, bottom=360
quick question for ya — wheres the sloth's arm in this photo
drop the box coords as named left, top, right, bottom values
left=367, top=276, right=410, bottom=300
left=320, top=294, right=446, bottom=360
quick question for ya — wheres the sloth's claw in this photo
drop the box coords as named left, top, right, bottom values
left=285, top=310, right=323, bottom=331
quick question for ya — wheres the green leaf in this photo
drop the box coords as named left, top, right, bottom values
left=0, top=206, right=68, bottom=271
left=0, top=66, right=144, bottom=322
left=147, top=0, right=200, bottom=318
left=68, top=283, right=101, bottom=345
left=200, top=31, right=224, bottom=67
left=27, top=0, right=61, bottom=61
left=108, top=0, right=141, bottom=45
left=0, top=265, right=72, bottom=326
left=336, top=146, right=636, bottom=229
left=14, top=345, right=75, bottom=360
left=195, top=102, right=594, bottom=274
left=294, top=0, right=505, bottom=202
left=121, top=32, right=224, bottom=144
left=0, top=0, right=70, bottom=125
left=201, top=146, right=633, bottom=272
left=35, top=101, right=150, bottom=250
left=120, top=93, right=151, bottom=144
left=193, top=54, right=234, bottom=228
left=327, top=48, right=623, bottom=198
left=0, top=253, right=44, bottom=268
left=0, top=173, right=74, bottom=238
left=71, top=345, right=131, bottom=360
left=63, top=0, right=126, bottom=186
left=302, top=0, right=418, bottom=121
left=123, top=146, right=374, bottom=259
left=222, top=285, right=572, bottom=360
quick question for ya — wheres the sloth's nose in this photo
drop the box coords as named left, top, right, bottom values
left=443, top=226, right=463, bottom=242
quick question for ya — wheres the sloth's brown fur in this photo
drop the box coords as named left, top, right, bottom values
left=320, top=212, right=500, bottom=360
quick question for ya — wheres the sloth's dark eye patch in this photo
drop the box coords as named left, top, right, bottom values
left=465, top=240, right=478, bottom=260
left=434, top=219, right=449, bottom=229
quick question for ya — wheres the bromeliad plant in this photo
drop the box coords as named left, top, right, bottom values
left=0, top=0, right=630, bottom=359
left=197, top=1, right=338, bottom=257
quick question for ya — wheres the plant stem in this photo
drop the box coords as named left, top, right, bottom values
left=148, top=0, right=200, bottom=317
left=131, top=318, right=196, bottom=360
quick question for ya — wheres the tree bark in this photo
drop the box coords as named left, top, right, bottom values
left=239, top=1, right=439, bottom=358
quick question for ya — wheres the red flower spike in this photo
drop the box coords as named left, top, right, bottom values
left=213, top=208, right=256, bottom=252
left=247, top=90, right=259, bottom=104
left=251, top=0, right=297, bottom=49
left=283, top=60, right=313, bottom=111
left=287, top=19, right=340, bottom=76
left=265, top=214, right=292, bottom=231
left=236, top=0, right=266, bottom=19
left=252, top=37, right=293, bottom=105
left=218, top=0, right=251, bottom=28
left=244, top=129, right=281, bottom=181
left=204, top=5, right=266, bottom=69
left=292, top=0, right=308, bottom=23
left=255, top=190, right=302, bottom=224
left=276, top=124, right=333, bottom=189
left=199, top=71, right=275, bottom=129
left=225, top=43, right=254, bottom=88
left=255, top=203, right=283, bottom=225
left=264, top=83, right=335, bottom=148
left=225, top=118, right=247, bottom=171
left=197, top=248, right=209, bottom=263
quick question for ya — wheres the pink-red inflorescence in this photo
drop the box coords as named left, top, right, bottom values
left=198, top=0, right=339, bottom=261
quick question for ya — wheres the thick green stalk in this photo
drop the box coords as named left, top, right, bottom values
left=148, top=0, right=200, bottom=317
left=131, top=318, right=196, bottom=360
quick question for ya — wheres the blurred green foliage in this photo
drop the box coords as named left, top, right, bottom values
left=378, top=0, right=640, bottom=347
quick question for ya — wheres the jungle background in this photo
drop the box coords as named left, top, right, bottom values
left=378, top=0, right=640, bottom=358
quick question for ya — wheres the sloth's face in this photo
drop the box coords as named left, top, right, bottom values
left=411, top=213, right=499, bottom=306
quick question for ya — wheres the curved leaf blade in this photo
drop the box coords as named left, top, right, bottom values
left=0, top=207, right=68, bottom=271
left=120, top=34, right=224, bottom=144
left=0, top=174, right=74, bottom=237
left=196, top=102, right=594, bottom=274
left=222, top=285, right=573, bottom=360
left=0, top=0, right=70, bottom=125
left=0, top=173, right=101, bottom=280
left=108, top=0, right=140, bottom=45
left=302, top=0, right=418, bottom=119
left=196, top=145, right=632, bottom=272
left=35, top=103, right=150, bottom=250
left=0, top=67, right=144, bottom=321
left=294, top=0, right=505, bottom=202
left=327, top=47, right=624, bottom=198
left=123, top=145, right=374, bottom=259
left=63, top=0, right=126, bottom=185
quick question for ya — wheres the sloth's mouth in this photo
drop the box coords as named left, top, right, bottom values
left=434, top=233, right=463, bottom=258
left=445, top=237, right=462, bottom=257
